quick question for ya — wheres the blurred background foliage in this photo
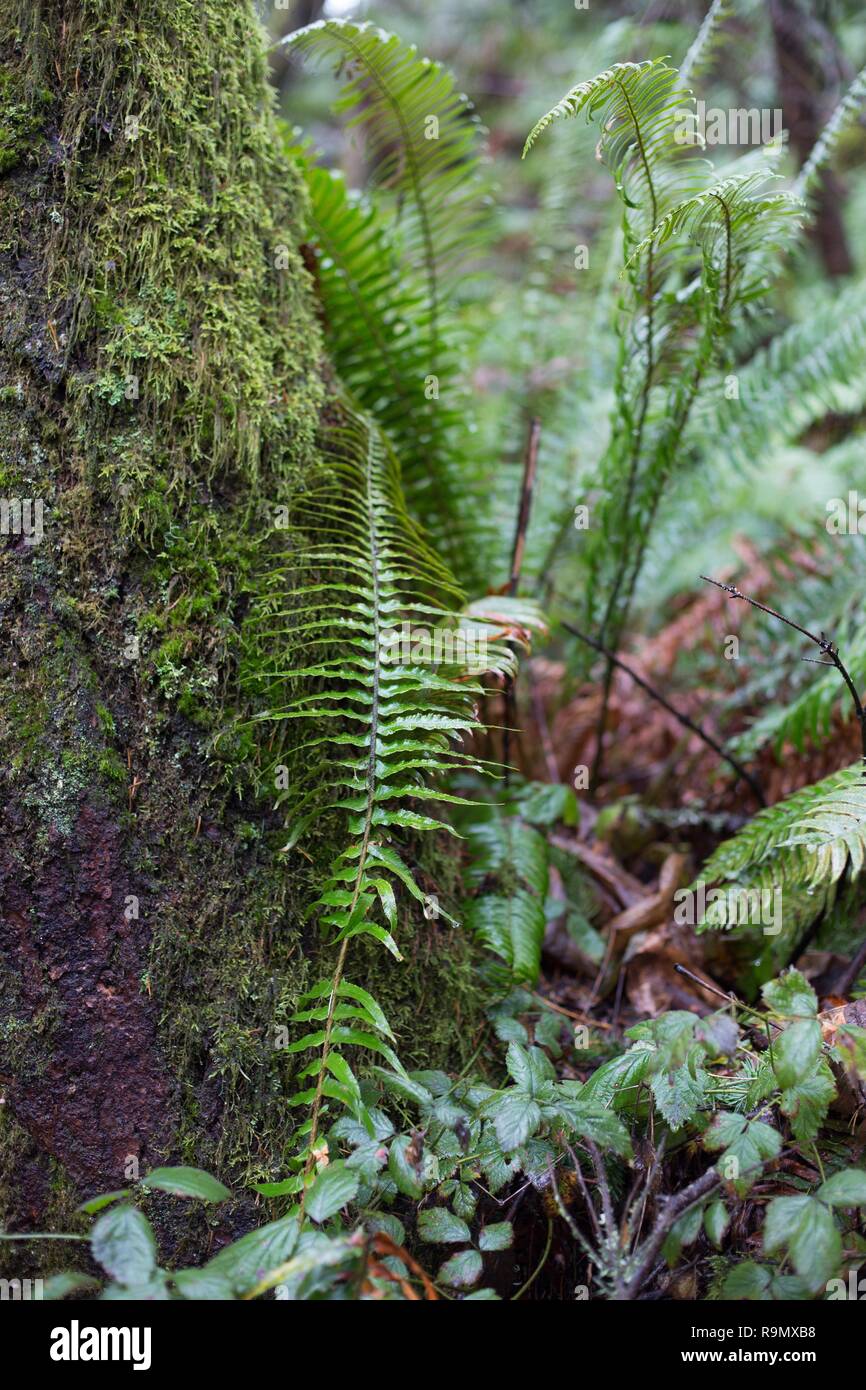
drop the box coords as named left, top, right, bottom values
left=259, top=0, right=866, bottom=800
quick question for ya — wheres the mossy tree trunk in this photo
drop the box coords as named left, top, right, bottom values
left=0, top=0, right=480, bottom=1267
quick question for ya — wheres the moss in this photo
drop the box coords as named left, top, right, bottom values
left=0, top=0, right=487, bottom=1232
left=0, top=1109, right=88, bottom=1282
left=0, top=68, right=47, bottom=174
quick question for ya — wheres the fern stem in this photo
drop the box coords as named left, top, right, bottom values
left=590, top=79, right=658, bottom=790
left=700, top=576, right=866, bottom=760
left=561, top=616, right=765, bottom=804
left=301, top=423, right=383, bottom=1199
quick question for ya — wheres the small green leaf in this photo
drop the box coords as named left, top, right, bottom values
left=389, top=1135, right=424, bottom=1199
left=438, top=1248, right=483, bottom=1289
left=174, top=1267, right=237, bottom=1300
left=251, top=1175, right=304, bottom=1198
left=773, top=1019, right=822, bottom=1088
left=206, top=1216, right=299, bottom=1295
left=505, top=1042, right=555, bottom=1094
left=76, top=1189, right=130, bottom=1215
left=779, top=1063, right=835, bottom=1143
left=478, top=1221, right=513, bottom=1252
left=305, top=1161, right=359, bottom=1224
left=722, top=1261, right=771, bottom=1300
left=817, top=1168, right=866, bottom=1207
left=417, top=1207, right=471, bottom=1244
left=91, top=1205, right=157, bottom=1286
left=490, top=1092, right=542, bottom=1152
left=662, top=1204, right=704, bottom=1265
left=704, top=1200, right=729, bottom=1249
left=142, top=1167, right=232, bottom=1202
left=762, top=969, right=817, bottom=1018
left=763, top=1193, right=841, bottom=1292
left=651, top=1064, right=708, bottom=1130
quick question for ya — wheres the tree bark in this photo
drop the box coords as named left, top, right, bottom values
left=770, top=0, right=854, bottom=278
left=0, top=0, right=480, bottom=1271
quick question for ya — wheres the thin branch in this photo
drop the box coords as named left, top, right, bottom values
left=618, top=1165, right=721, bottom=1300
left=503, top=417, right=542, bottom=784
left=508, top=417, right=541, bottom=598
left=561, top=617, right=766, bottom=805
left=701, top=574, right=866, bottom=759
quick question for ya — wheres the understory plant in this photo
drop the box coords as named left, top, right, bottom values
left=7, top=2, right=866, bottom=1301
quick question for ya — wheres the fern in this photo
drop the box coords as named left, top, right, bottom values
left=246, top=400, right=496, bottom=1186
left=464, top=812, right=549, bottom=984
left=694, top=763, right=866, bottom=942
left=283, top=20, right=493, bottom=587
left=679, top=0, right=733, bottom=88
left=794, top=61, right=866, bottom=200
left=697, top=279, right=866, bottom=468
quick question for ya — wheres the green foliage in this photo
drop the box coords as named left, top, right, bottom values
left=693, top=762, right=866, bottom=951
left=245, top=397, right=504, bottom=1182
left=524, top=57, right=801, bottom=656
left=17, top=3, right=861, bottom=1309
left=284, top=19, right=493, bottom=586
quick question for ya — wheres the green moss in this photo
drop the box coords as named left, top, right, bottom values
left=0, top=68, right=47, bottom=173
left=0, top=0, right=487, bottom=1217
left=0, top=1110, right=87, bottom=1281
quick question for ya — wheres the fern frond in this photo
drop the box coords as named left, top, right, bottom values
left=523, top=59, right=703, bottom=237
left=625, top=170, right=801, bottom=299
left=247, top=400, right=489, bottom=1175
left=701, top=280, right=866, bottom=467
left=464, top=812, right=549, bottom=984
left=679, top=0, right=733, bottom=88
left=284, top=20, right=492, bottom=584
left=695, top=763, right=866, bottom=943
left=794, top=62, right=866, bottom=200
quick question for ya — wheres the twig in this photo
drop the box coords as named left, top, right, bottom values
left=508, top=418, right=541, bottom=599
left=503, top=417, right=542, bottom=785
left=701, top=574, right=866, bottom=760
left=560, top=617, right=766, bottom=806
left=617, top=1165, right=721, bottom=1300
left=673, top=963, right=784, bottom=1033
left=511, top=1216, right=553, bottom=1301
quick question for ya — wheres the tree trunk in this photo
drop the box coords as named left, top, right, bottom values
left=770, top=0, right=854, bottom=278
left=0, top=0, right=480, bottom=1272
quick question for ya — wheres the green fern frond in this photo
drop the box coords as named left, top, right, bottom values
left=286, top=19, right=487, bottom=329
left=625, top=170, right=802, bottom=298
left=464, top=813, right=549, bottom=984
left=284, top=20, right=493, bottom=584
left=694, top=763, right=866, bottom=942
left=794, top=61, right=866, bottom=200
left=702, top=280, right=866, bottom=467
left=679, top=0, right=733, bottom=87
left=246, top=400, right=492, bottom=1175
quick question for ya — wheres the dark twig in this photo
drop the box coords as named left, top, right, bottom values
left=701, top=575, right=866, bottom=761
left=834, top=925, right=866, bottom=998
left=503, top=417, right=541, bottom=784
left=508, top=417, right=541, bottom=599
left=617, top=1165, right=722, bottom=1300
left=560, top=616, right=766, bottom=806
